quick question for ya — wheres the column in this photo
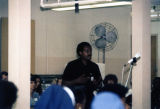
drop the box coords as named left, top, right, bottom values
left=8, top=0, right=31, bottom=109
left=132, top=0, right=151, bottom=109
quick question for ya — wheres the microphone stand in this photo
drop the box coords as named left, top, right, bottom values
left=121, top=65, right=125, bottom=84
left=122, top=58, right=137, bottom=87
left=125, top=63, right=133, bottom=87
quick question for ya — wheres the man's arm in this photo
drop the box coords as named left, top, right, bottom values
left=62, top=74, right=90, bottom=86
left=92, top=64, right=103, bottom=89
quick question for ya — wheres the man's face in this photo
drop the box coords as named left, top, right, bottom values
left=80, top=46, right=92, bottom=60
left=107, top=80, right=115, bottom=84
left=2, top=75, right=8, bottom=81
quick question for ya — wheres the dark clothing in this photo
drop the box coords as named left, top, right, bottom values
left=62, top=58, right=102, bottom=109
left=62, top=58, right=102, bottom=86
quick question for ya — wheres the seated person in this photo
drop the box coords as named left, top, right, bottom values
left=103, top=74, right=118, bottom=85
left=0, top=71, right=8, bottom=81
left=91, top=92, right=125, bottom=109
left=62, top=42, right=102, bottom=109
left=99, top=84, right=128, bottom=106
left=34, top=75, right=42, bottom=95
left=0, top=80, right=17, bottom=109
left=30, top=75, right=39, bottom=108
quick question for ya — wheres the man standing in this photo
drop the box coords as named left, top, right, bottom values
left=62, top=42, right=102, bottom=109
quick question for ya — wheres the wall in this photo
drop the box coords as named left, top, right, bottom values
left=151, top=21, right=160, bottom=77
left=0, top=0, right=132, bottom=82
left=31, top=0, right=132, bottom=82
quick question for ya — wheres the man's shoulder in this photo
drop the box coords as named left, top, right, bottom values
left=89, top=60, right=98, bottom=67
left=67, top=59, right=80, bottom=65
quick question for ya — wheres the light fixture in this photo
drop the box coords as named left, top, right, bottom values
left=52, top=2, right=132, bottom=11
left=151, top=14, right=158, bottom=17
left=40, top=0, right=132, bottom=11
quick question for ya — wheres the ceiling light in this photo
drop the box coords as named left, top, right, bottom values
left=151, top=14, right=158, bottom=17
left=51, top=2, right=132, bottom=11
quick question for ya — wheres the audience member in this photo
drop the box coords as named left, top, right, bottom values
left=103, top=74, right=118, bottom=85
left=91, top=92, right=124, bottom=109
left=151, top=77, right=160, bottom=109
left=57, top=78, right=62, bottom=85
left=0, top=71, right=8, bottom=81
left=62, top=42, right=102, bottom=109
left=30, top=75, right=39, bottom=108
left=0, top=80, right=17, bottom=109
left=35, top=85, right=74, bottom=109
left=99, top=84, right=128, bottom=105
left=34, top=75, right=42, bottom=95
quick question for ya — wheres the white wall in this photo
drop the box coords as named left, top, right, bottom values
left=31, top=0, right=132, bottom=82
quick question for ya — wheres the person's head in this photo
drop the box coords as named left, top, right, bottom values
left=34, top=75, right=42, bottom=87
left=77, top=42, right=92, bottom=60
left=31, top=75, right=36, bottom=91
left=32, top=75, right=43, bottom=95
left=99, top=84, right=128, bottom=105
left=57, top=78, right=62, bottom=85
left=35, top=85, right=74, bottom=109
left=0, top=80, right=18, bottom=109
left=91, top=92, right=124, bottom=109
left=0, top=71, right=8, bottom=81
left=103, top=74, right=118, bottom=85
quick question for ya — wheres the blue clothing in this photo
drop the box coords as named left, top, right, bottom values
left=35, top=85, right=74, bottom=109
left=31, top=92, right=39, bottom=108
left=91, top=92, right=125, bottom=109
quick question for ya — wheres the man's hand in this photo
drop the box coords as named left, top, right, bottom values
left=75, top=74, right=90, bottom=84
left=62, top=74, right=90, bottom=86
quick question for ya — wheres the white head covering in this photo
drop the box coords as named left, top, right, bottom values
left=63, top=86, right=76, bottom=106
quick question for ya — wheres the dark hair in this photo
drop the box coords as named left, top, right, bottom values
left=0, top=80, right=18, bottom=109
left=76, top=42, right=92, bottom=57
left=34, top=75, right=42, bottom=83
left=31, top=75, right=36, bottom=82
left=103, top=74, right=118, bottom=85
left=99, top=84, right=128, bottom=98
left=0, top=71, right=8, bottom=80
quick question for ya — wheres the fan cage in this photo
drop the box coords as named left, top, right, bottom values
left=90, top=22, right=118, bottom=51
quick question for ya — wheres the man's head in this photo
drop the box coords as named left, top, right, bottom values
left=0, top=71, right=8, bottom=81
left=77, top=42, right=92, bottom=60
left=103, top=74, right=118, bottom=85
left=0, top=80, right=17, bottom=109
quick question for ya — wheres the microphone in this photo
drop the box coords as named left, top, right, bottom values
left=124, top=53, right=141, bottom=66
